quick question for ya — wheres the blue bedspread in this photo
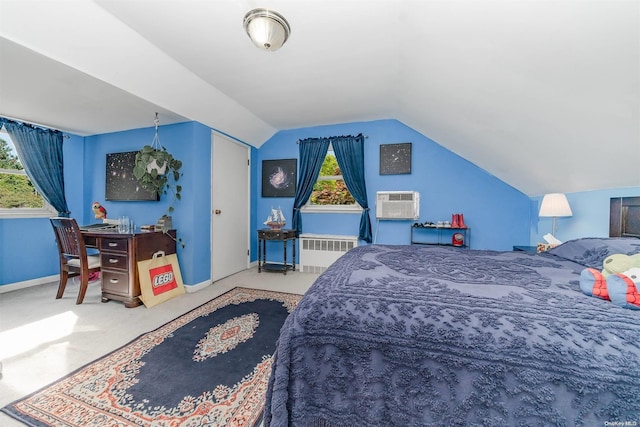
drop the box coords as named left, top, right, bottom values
left=264, top=243, right=640, bottom=426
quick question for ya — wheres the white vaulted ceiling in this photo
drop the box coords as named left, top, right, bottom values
left=0, top=0, right=638, bottom=196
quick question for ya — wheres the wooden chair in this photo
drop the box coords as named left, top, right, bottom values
left=50, top=217, right=101, bottom=304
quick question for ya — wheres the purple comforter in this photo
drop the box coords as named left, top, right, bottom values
left=264, top=243, right=640, bottom=426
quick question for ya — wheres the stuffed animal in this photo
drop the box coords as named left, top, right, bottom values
left=601, top=253, right=640, bottom=277
left=580, top=268, right=610, bottom=300
left=92, top=201, right=107, bottom=219
left=580, top=253, right=640, bottom=309
left=606, top=267, right=640, bottom=310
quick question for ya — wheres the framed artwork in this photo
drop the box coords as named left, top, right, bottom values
left=262, top=158, right=297, bottom=197
left=105, top=151, right=159, bottom=201
left=380, top=142, right=412, bottom=175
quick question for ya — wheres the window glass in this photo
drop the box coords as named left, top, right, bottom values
left=309, top=147, right=356, bottom=206
left=0, top=129, right=55, bottom=217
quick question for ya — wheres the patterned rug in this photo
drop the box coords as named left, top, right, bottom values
left=1, top=287, right=301, bottom=427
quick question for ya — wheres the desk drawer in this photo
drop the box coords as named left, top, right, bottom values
left=100, top=238, right=128, bottom=253
left=259, top=230, right=290, bottom=240
left=101, top=253, right=128, bottom=271
left=102, top=271, right=130, bottom=296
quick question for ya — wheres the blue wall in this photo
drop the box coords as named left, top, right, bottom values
left=80, top=121, right=213, bottom=286
left=1, top=118, right=638, bottom=287
left=531, top=187, right=640, bottom=244
left=0, top=122, right=213, bottom=287
left=256, top=120, right=530, bottom=259
left=0, top=133, right=85, bottom=286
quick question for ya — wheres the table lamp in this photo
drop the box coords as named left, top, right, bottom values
left=539, top=193, right=573, bottom=237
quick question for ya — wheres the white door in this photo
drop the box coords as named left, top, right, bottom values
left=211, top=132, right=250, bottom=281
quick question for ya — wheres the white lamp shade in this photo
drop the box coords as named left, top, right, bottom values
left=244, top=9, right=290, bottom=51
left=539, top=193, right=573, bottom=217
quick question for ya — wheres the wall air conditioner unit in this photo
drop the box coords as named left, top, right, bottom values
left=376, top=191, right=420, bottom=220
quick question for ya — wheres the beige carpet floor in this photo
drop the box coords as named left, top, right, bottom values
left=0, top=267, right=319, bottom=427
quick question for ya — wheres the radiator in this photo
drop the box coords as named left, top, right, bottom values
left=299, top=234, right=358, bottom=273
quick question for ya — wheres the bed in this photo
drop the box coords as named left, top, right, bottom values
left=264, top=237, right=640, bottom=426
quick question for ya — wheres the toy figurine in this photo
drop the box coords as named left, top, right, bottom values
left=92, top=201, right=107, bottom=219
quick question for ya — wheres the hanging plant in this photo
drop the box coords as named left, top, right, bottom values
left=132, top=114, right=183, bottom=214
left=133, top=114, right=185, bottom=248
left=133, top=145, right=182, bottom=210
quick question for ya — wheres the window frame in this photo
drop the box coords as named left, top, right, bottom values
left=301, top=146, right=362, bottom=214
left=0, top=130, right=57, bottom=218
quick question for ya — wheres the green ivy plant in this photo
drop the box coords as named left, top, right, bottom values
left=133, top=145, right=183, bottom=213
left=133, top=145, right=184, bottom=248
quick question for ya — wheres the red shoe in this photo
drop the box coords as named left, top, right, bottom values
left=451, top=214, right=460, bottom=228
left=458, top=214, right=467, bottom=229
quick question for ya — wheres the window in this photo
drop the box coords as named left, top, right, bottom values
left=0, top=130, right=55, bottom=217
left=303, top=146, right=361, bottom=213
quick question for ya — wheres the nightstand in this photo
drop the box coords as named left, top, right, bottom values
left=513, top=245, right=537, bottom=253
left=258, top=229, right=296, bottom=274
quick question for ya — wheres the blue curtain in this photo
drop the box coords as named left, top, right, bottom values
left=291, top=138, right=330, bottom=233
left=332, top=134, right=372, bottom=242
left=0, top=117, right=70, bottom=216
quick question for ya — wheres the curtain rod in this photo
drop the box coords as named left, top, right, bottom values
left=1, top=114, right=70, bottom=138
left=296, top=134, right=368, bottom=144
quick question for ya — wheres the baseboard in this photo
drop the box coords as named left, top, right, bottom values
left=184, top=280, right=212, bottom=293
left=0, top=276, right=211, bottom=296
left=0, top=275, right=59, bottom=294
left=1, top=271, right=260, bottom=295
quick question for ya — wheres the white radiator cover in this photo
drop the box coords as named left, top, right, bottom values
left=299, top=234, right=358, bottom=273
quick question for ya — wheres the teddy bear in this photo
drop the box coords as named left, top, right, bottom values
left=580, top=254, right=640, bottom=309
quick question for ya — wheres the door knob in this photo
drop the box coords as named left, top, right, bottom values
left=214, top=209, right=222, bottom=215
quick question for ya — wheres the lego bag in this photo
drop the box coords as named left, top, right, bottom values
left=137, top=251, right=185, bottom=308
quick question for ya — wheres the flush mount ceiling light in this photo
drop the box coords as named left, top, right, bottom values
left=243, top=8, right=291, bottom=51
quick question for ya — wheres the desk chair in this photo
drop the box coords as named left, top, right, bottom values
left=50, top=217, right=101, bottom=304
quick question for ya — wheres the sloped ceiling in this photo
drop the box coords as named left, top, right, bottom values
left=0, top=0, right=638, bottom=196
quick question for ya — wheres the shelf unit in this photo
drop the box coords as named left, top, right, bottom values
left=410, top=224, right=470, bottom=248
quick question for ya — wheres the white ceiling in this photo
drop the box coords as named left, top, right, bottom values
left=0, top=0, right=638, bottom=196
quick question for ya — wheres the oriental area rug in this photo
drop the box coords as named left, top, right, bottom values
left=1, top=287, right=301, bottom=427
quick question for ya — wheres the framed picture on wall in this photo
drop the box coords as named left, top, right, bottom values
left=380, top=142, right=412, bottom=175
left=105, top=151, right=159, bottom=201
left=262, top=158, right=297, bottom=197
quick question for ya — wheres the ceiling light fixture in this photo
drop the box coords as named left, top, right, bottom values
left=243, top=8, right=291, bottom=52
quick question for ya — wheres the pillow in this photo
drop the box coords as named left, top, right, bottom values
left=546, top=237, right=640, bottom=269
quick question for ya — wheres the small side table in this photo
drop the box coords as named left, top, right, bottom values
left=258, top=229, right=296, bottom=274
left=513, top=245, right=538, bottom=253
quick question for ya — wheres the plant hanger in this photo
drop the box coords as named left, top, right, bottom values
left=146, top=112, right=168, bottom=175
left=133, top=113, right=182, bottom=207
left=151, top=112, right=162, bottom=150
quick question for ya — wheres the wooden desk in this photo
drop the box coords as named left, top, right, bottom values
left=257, top=229, right=296, bottom=274
left=82, top=229, right=177, bottom=308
